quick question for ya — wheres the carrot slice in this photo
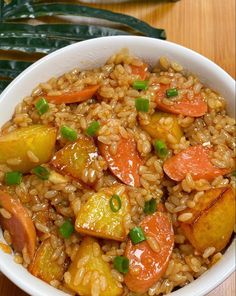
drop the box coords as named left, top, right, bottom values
left=130, top=63, right=149, bottom=80
left=0, top=190, right=36, bottom=259
left=155, top=84, right=207, bottom=117
left=99, top=137, right=142, bottom=187
left=45, top=84, right=100, bottom=104
left=163, top=145, right=231, bottom=181
left=124, top=211, right=174, bottom=293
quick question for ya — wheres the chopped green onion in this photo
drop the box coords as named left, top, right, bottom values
left=133, top=80, right=149, bottom=90
left=113, top=256, right=129, bottom=274
left=154, top=140, right=168, bottom=158
left=86, top=121, right=100, bottom=137
left=129, top=226, right=146, bottom=244
left=109, top=194, right=122, bottom=212
left=5, top=171, right=22, bottom=185
left=166, top=88, right=178, bottom=98
left=32, top=166, right=50, bottom=180
left=60, top=125, right=77, bottom=141
left=144, top=198, right=157, bottom=214
left=232, top=170, right=236, bottom=177
left=135, top=98, right=149, bottom=112
left=35, top=97, right=49, bottom=115
left=59, top=220, right=74, bottom=238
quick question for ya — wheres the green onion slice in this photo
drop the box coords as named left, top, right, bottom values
left=113, top=256, right=129, bottom=274
left=135, top=98, right=149, bottom=112
left=166, top=88, right=178, bottom=98
left=109, top=194, right=122, bottom=212
left=144, top=198, right=157, bottom=214
left=129, top=226, right=146, bottom=245
left=86, top=121, right=100, bottom=137
left=5, top=171, right=22, bottom=185
left=59, top=220, right=74, bottom=239
left=232, top=170, right=236, bottom=177
left=154, top=140, right=168, bottom=158
left=60, top=125, right=77, bottom=141
left=133, top=80, right=149, bottom=90
left=35, top=97, right=49, bottom=115
left=32, top=166, right=50, bottom=180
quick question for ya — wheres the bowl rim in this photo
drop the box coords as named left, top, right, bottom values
left=0, top=35, right=235, bottom=296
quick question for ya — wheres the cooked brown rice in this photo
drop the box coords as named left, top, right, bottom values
left=0, top=49, right=235, bottom=296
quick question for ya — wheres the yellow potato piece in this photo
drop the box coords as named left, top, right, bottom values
left=66, top=237, right=123, bottom=296
left=180, top=187, right=235, bottom=252
left=51, top=136, right=97, bottom=183
left=141, top=112, right=183, bottom=145
left=0, top=125, right=57, bottom=173
left=29, top=239, right=64, bottom=283
left=75, top=185, right=130, bottom=241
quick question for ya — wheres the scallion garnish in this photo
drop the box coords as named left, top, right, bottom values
left=60, top=125, right=77, bottom=141
left=59, top=220, right=74, bottom=238
left=5, top=171, right=22, bottom=185
left=33, top=166, right=50, bottom=180
left=133, top=80, right=149, bottom=90
left=109, top=194, right=122, bottom=212
left=135, top=98, right=149, bottom=112
left=129, top=226, right=146, bottom=245
left=35, top=97, right=49, bottom=115
left=144, top=198, right=157, bottom=214
left=166, top=88, right=178, bottom=98
left=113, top=256, right=129, bottom=274
left=232, top=170, right=236, bottom=177
left=154, top=140, right=168, bottom=158
left=86, top=121, right=100, bottom=137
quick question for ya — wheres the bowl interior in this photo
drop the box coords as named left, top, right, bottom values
left=0, top=36, right=235, bottom=296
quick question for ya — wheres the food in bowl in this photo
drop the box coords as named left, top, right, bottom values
left=0, top=49, right=235, bottom=296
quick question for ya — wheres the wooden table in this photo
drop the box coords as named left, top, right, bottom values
left=0, top=0, right=235, bottom=295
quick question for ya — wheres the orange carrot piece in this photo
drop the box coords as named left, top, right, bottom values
left=124, top=212, right=174, bottom=293
left=155, top=84, right=207, bottom=117
left=45, top=85, right=100, bottom=104
left=99, top=137, right=142, bottom=187
left=163, top=145, right=232, bottom=181
left=130, top=64, right=149, bottom=80
left=0, top=190, right=36, bottom=259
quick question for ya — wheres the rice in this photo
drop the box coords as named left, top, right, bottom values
left=0, top=50, right=235, bottom=296
left=146, top=236, right=161, bottom=253
left=0, top=208, right=12, bottom=219
left=177, top=213, right=193, bottom=222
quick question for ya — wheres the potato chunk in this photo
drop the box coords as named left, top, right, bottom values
left=141, top=112, right=183, bottom=145
left=29, top=239, right=64, bottom=283
left=65, top=237, right=122, bottom=296
left=75, top=185, right=130, bottom=241
left=51, top=136, right=97, bottom=183
left=179, top=187, right=235, bottom=252
left=0, top=125, right=57, bottom=173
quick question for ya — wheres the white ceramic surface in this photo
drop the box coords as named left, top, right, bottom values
left=0, top=36, right=235, bottom=296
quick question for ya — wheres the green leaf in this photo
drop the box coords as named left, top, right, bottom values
left=2, top=2, right=166, bottom=39
left=0, top=23, right=129, bottom=40
left=0, top=36, right=75, bottom=53
left=0, top=60, right=32, bottom=79
left=0, top=79, right=11, bottom=93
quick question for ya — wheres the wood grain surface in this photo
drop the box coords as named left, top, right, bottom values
left=0, top=0, right=235, bottom=295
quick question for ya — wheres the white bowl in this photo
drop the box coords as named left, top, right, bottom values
left=0, top=36, right=235, bottom=296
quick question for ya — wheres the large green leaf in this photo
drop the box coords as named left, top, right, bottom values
left=0, top=23, right=129, bottom=40
left=0, top=36, right=75, bottom=53
left=0, top=79, right=11, bottom=93
left=0, top=60, right=32, bottom=79
left=2, top=2, right=166, bottom=39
